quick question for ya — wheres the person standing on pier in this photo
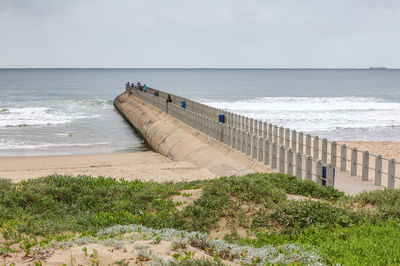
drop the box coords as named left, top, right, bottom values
left=166, top=94, right=172, bottom=113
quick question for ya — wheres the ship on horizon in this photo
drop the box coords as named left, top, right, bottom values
left=369, top=66, right=387, bottom=70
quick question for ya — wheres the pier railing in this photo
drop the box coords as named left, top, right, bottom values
left=127, top=86, right=399, bottom=188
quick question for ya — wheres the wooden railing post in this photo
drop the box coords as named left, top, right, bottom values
left=268, top=124, right=273, bottom=141
left=296, top=152, right=302, bottom=179
left=306, top=133, right=311, bottom=156
left=236, top=129, right=241, bottom=151
left=252, top=134, right=257, bottom=159
left=279, top=145, right=285, bottom=173
left=298, top=132, right=304, bottom=154
left=247, top=132, right=252, bottom=156
left=331, top=141, right=337, bottom=167
left=271, top=143, right=278, bottom=169
left=388, top=158, right=396, bottom=188
left=285, top=128, right=290, bottom=148
left=287, top=148, right=293, bottom=175
left=362, top=151, right=369, bottom=181
left=351, top=147, right=358, bottom=176
left=322, top=138, right=328, bottom=163
left=316, top=159, right=323, bottom=185
left=223, top=124, right=228, bottom=145
left=327, top=164, right=334, bottom=187
left=375, top=155, right=382, bottom=186
left=306, top=155, right=312, bottom=180
left=313, top=136, right=319, bottom=159
left=279, top=126, right=284, bottom=146
left=264, top=139, right=270, bottom=165
left=241, top=131, right=246, bottom=153
left=340, top=144, right=347, bottom=171
left=258, top=137, right=263, bottom=162
left=231, top=127, right=236, bottom=149
left=291, top=130, right=297, bottom=153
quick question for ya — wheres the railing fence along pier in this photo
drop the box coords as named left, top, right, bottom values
left=126, top=86, right=399, bottom=188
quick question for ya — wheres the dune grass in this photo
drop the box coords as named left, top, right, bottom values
left=1, top=173, right=400, bottom=264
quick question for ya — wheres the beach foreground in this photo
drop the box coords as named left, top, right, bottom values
left=0, top=151, right=215, bottom=183
left=2, top=171, right=400, bottom=265
left=0, top=142, right=399, bottom=184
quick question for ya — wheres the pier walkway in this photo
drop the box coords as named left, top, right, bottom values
left=118, top=85, right=399, bottom=195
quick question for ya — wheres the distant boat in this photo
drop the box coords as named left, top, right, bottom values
left=369, top=66, right=387, bottom=70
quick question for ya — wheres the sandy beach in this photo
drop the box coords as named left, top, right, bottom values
left=0, top=141, right=398, bottom=185
left=338, top=142, right=400, bottom=186
left=339, top=141, right=400, bottom=161
left=0, top=151, right=216, bottom=183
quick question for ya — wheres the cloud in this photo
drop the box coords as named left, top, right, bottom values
left=0, top=0, right=399, bottom=67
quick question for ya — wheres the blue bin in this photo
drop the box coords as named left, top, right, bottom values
left=181, top=101, right=186, bottom=109
left=219, top=113, right=225, bottom=123
left=322, top=166, right=326, bottom=186
left=322, top=165, right=335, bottom=187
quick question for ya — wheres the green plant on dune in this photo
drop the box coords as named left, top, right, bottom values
left=2, top=173, right=400, bottom=264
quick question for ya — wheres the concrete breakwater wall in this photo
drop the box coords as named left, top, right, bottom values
left=121, top=87, right=335, bottom=187
left=114, top=93, right=267, bottom=177
left=126, top=86, right=399, bottom=190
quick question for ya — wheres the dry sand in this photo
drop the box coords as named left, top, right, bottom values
left=338, top=141, right=400, bottom=188
left=0, top=237, right=236, bottom=266
left=1, top=141, right=399, bottom=187
left=0, top=151, right=215, bottom=183
left=339, top=141, right=400, bottom=161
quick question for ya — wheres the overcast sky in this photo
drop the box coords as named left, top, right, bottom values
left=0, top=0, right=399, bottom=68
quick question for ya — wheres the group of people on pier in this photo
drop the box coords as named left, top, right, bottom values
left=126, top=81, right=171, bottom=103
left=126, top=81, right=147, bottom=92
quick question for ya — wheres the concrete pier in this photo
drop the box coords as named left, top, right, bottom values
left=114, top=93, right=272, bottom=177
left=116, top=86, right=397, bottom=194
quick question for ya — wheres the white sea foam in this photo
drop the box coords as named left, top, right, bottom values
left=202, top=97, right=400, bottom=134
left=66, top=99, right=114, bottom=110
left=0, top=99, right=112, bottom=127
left=0, top=139, right=110, bottom=150
left=0, top=107, right=95, bottom=127
left=201, top=97, right=399, bottom=111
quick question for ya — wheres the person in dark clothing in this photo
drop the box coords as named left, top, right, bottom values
left=166, top=94, right=172, bottom=103
left=154, top=91, right=159, bottom=96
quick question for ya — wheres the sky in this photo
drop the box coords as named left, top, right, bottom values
left=0, top=0, right=399, bottom=68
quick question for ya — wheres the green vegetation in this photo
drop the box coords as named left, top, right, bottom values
left=1, top=173, right=400, bottom=264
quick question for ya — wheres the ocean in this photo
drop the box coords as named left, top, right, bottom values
left=1, top=69, right=400, bottom=156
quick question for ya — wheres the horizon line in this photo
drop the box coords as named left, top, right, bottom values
left=0, top=67, right=398, bottom=70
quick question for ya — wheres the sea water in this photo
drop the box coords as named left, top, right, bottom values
left=1, top=69, right=400, bottom=156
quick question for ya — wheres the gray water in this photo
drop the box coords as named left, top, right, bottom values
left=1, top=69, right=400, bottom=156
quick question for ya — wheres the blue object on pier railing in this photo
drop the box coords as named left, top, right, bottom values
left=181, top=101, right=186, bottom=109
left=322, top=165, right=335, bottom=187
left=219, top=113, right=225, bottom=123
